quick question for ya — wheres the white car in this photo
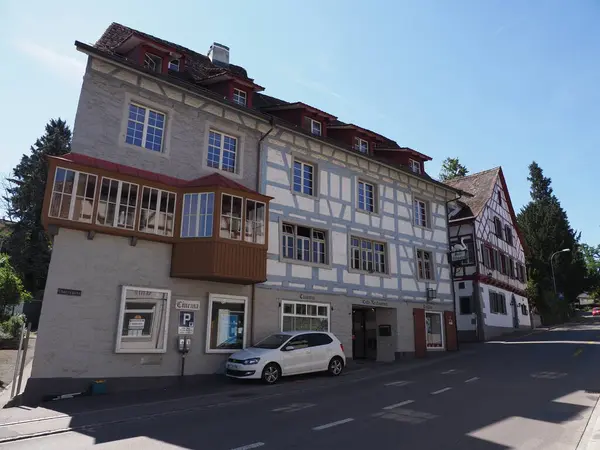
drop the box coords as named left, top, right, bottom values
left=225, top=331, right=346, bottom=384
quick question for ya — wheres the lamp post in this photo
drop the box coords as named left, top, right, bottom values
left=550, top=248, right=570, bottom=295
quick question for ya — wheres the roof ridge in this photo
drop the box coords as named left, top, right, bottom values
left=445, top=166, right=501, bottom=183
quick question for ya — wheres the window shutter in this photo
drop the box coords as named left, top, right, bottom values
left=303, top=116, right=311, bottom=131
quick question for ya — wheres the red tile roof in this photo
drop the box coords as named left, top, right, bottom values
left=52, top=153, right=260, bottom=194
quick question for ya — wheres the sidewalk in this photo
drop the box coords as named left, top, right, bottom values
left=0, top=337, right=36, bottom=408
left=576, top=392, right=600, bottom=449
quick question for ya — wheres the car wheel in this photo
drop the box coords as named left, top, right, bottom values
left=328, top=356, right=344, bottom=376
left=261, top=363, right=280, bottom=384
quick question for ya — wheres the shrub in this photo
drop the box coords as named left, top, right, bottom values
left=0, top=314, right=26, bottom=339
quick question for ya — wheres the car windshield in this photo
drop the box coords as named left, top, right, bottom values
left=253, top=334, right=291, bottom=349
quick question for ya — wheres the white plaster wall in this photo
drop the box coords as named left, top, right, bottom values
left=480, top=283, right=531, bottom=329
left=455, top=280, right=476, bottom=331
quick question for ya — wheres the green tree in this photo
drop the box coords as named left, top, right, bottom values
left=4, top=119, right=71, bottom=294
left=581, top=243, right=600, bottom=299
left=439, top=157, right=469, bottom=181
left=517, top=162, right=588, bottom=321
left=0, top=255, right=31, bottom=320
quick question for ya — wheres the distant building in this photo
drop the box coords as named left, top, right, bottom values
left=445, top=168, right=531, bottom=341
left=577, top=293, right=594, bottom=306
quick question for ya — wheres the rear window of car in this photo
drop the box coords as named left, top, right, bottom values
left=306, top=333, right=333, bottom=347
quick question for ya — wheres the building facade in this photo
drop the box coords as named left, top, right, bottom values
left=445, top=168, right=531, bottom=341
left=28, top=23, right=462, bottom=400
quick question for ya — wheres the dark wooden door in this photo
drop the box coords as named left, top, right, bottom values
left=413, top=308, right=426, bottom=358
left=444, top=311, right=458, bottom=351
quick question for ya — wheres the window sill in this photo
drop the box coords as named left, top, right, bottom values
left=115, top=348, right=167, bottom=354
left=417, top=277, right=436, bottom=282
left=356, top=208, right=380, bottom=217
left=280, top=257, right=332, bottom=270
left=413, top=224, right=433, bottom=231
left=291, top=190, right=318, bottom=201
left=120, top=141, right=170, bottom=159
left=206, top=348, right=242, bottom=354
left=202, top=165, right=244, bottom=180
left=347, top=268, right=390, bottom=278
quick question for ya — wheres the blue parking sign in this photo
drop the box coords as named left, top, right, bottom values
left=179, top=311, right=195, bottom=334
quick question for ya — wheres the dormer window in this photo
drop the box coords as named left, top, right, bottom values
left=309, top=118, right=322, bottom=136
left=354, top=137, right=369, bottom=154
left=232, top=88, right=247, bottom=106
left=409, top=159, right=421, bottom=174
left=144, top=52, right=163, bottom=73
left=168, top=59, right=180, bottom=71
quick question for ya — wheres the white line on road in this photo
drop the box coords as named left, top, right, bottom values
left=382, top=400, right=415, bottom=410
left=231, top=443, right=265, bottom=450
left=441, top=369, right=457, bottom=374
left=384, top=380, right=411, bottom=387
left=313, top=418, right=355, bottom=431
left=465, top=377, right=479, bottom=383
left=431, top=387, right=452, bottom=395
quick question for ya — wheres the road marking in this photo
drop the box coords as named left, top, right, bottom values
left=431, top=387, right=452, bottom=395
left=231, top=443, right=265, bottom=450
left=384, top=380, right=411, bottom=387
left=383, top=400, right=415, bottom=410
left=313, top=418, right=355, bottom=431
left=441, top=369, right=457, bottom=374
left=272, top=403, right=315, bottom=413
left=465, top=377, right=479, bottom=383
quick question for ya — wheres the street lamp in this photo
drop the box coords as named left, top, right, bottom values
left=550, top=248, right=571, bottom=295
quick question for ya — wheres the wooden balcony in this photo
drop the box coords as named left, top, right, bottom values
left=171, top=240, right=267, bottom=284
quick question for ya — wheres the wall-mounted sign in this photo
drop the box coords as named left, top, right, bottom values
left=175, top=300, right=201, bottom=311
left=299, top=294, right=315, bottom=301
left=178, top=311, right=195, bottom=335
left=57, top=288, right=82, bottom=297
left=361, top=299, right=388, bottom=307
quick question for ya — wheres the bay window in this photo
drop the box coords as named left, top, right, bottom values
left=139, top=187, right=176, bottom=236
left=96, top=178, right=139, bottom=230
left=115, top=286, right=170, bottom=353
left=206, top=294, right=247, bottom=353
left=49, top=167, right=97, bottom=223
left=181, top=192, right=214, bottom=238
left=220, top=194, right=243, bottom=240
left=281, top=301, right=330, bottom=332
left=245, top=199, right=266, bottom=244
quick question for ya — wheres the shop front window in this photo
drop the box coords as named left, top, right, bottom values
left=206, top=294, right=247, bottom=353
left=425, top=311, right=444, bottom=349
left=281, top=301, right=330, bottom=332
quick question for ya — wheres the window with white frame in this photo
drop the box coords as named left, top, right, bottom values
left=490, top=291, right=507, bottom=314
left=245, top=199, right=266, bottom=244
left=49, top=167, right=97, bottom=223
left=220, top=194, right=243, bottom=240
left=416, top=249, right=434, bottom=280
left=282, top=223, right=328, bottom=265
left=354, top=137, right=369, bottom=154
left=292, top=159, right=315, bottom=196
left=126, top=103, right=166, bottom=152
left=96, top=178, right=139, bottom=230
left=207, top=130, right=237, bottom=173
left=281, top=301, right=330, bottom=332
left=138, top=187, right=176, bottom=236
left=168, top=59, right=180, bottom=71
left=115, top=286, right=170, bottom=353
left=350, top=237, right=387, bottom=273
left=143, top=53, right=163, bottom=73
left=358, top=180, right=376, bottom=213
left=181, top=192, right=214, bottom=238
left=232, top=88, right=247, bottom=106
left=409, top=159, right=421, bottom=174
left=206, top=294, right=247, bottom=353
left=309, top=118, right=322, bottom=136
left=413, top=198, right=429, bottom=227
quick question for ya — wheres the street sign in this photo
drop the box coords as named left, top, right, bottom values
left=450, top=250, right=468, bottom=264
left=178, top=311, right=195, bottom=335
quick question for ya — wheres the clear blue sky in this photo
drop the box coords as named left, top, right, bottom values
left=1, top=0, right=598, bottom=245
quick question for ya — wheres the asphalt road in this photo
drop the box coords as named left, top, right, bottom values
left=2, top=321, right=600, bottom=449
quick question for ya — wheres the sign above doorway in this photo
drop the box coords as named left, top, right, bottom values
left=361, top=299, right=388, bottom=307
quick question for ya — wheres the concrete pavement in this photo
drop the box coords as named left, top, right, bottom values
left=1, top=322, right=600, bottom=449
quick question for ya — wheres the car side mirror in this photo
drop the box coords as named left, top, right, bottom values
left=284, top=345, right=295, bottom=351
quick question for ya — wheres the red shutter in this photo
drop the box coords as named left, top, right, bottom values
left=413, top=308, right=426, bottom=358
left=444, top=311, right=458, bottom=351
